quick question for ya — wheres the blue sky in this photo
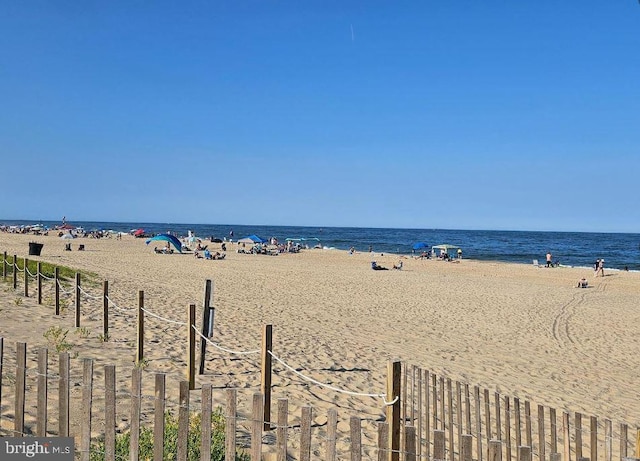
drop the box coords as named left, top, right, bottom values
left=1, top=2, right=638, bottom=232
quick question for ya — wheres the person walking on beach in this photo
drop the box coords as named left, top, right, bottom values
left=596, top=258, right=605, bottom=277
left=546, top=252, right=553, bottom=267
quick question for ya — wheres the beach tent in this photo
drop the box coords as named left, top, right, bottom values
left=412, top=242, right=428, bottom=251
left=146, top=234, right=183, bottom=253
left=60, top=233, right=75, bottom=239
left=431, top=244, right=460, bottom=256
left=237, top=235, right=265, bottom=244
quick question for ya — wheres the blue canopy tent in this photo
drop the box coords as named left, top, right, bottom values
left=146, top=234, right=183, bottom=253
left=237, top=234, right=265, bottom=244
left=412, top=242, right=428, bottom=251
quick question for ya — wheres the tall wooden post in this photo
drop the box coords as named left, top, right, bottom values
left=23, top=258, right=28, bottom=297
left=37, top=262, right=42, bottom=304
left=102, top=281, right=109, bottom=341
left=187, top=303, right=196, bottom=390
left=136, top=291, right=144, bottom=365
left=75, top=273, right=81, bottom=327
left=261, top=324, right=273, bottom=430
left=2, top=251, right=6, bottom=279
left=387, top=360, right=401, bottom=461
left=13, top=254, right=17, bottom=289
left=55, top=267, right=60, bottom=315
left=199, top=279, right=213, bottom=375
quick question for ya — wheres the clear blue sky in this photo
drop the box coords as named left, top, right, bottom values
left=1, top=2, right=638, bottom=232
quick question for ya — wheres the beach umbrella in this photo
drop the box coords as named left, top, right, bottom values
left=238, top=235, right=265, bottom=244
left=412, top=242, right=428, bottom=250
left=145, top=234, right=183, bottom=253
left=61, top=233, right=75, bottom=239
left=133, top=228, right=145, bottom=237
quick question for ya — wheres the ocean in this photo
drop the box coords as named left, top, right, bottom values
left=2, top=220, right=639, bottom=271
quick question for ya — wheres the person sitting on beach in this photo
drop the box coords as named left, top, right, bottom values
left=371, top=261, right=388, bottom=270
left=204, top=249, right=211, bottom=260
left=393, top=260, right=403, bottom=270
left=576, top=278, right=588, bottom=288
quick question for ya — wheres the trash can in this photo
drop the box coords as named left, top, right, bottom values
left=28, top=242, right=44, bottom=256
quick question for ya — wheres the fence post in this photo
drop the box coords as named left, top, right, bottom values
left=261, top=324, right=273, bottom=430
left=461, top=434, right=473, bottom=461
left=201, top=384, right=212, bottom=461
left=539, top=406, right=546, bottom=461
left=177, top=381, right=190, bottom=461
left=24, top=257, right=28, bottom=297
left=434, top=430, right=446, bottom=460
left=226, top=389, right=238, bottom=461
left=37, top=348, right=48, bottom=436
left=327, top=408, right=338, bottom=461
left=199, top=279, right=213, bottom=375
left=187, top=303, right=196, bottom=390
left=105, top=365, right=116, bottom=461
left=153, top=374, right=166, bottom=461
left=55, top=267, right=60, bottom=315
left=103, top=281, right=109, bottom=341
left=488, top=440, right=502, bottom=461
left=37, top=262, right=42, bottom=304
left=575, top=413, right=583, bottom=460
left=130, top=367, right=142, bottom=461
left=14, top=342, right=27, bottom=437
left=136, top=290, right=144, bottom=365
left=277, top=398, right=289, bottom=461
left=604, top=419, right=612, bottom=461
left=2, top=251, right=6, bottom=279
left=476, top=386, right=483, bottom=461
left=300, top=406, right=313, bottom=461
left=405, top=425, right=417, bottom=461
left=519, top=446, right=531, bottom=461
left=563, top=412, right=571, bottom=461
left=13, top=254, right=17, bottom=289
left=80, top=358, right=93, bottom=461
left=378, top=422, right=389, bottom=461
left=252, top=392, right=264, bottom=461
left=75, top=273, right=81, bottom=327
left=351, top=416, right=362, bottom=461
left=387, top=360, right=401, bottom=461
left=59, top=352, right=70, bottom=437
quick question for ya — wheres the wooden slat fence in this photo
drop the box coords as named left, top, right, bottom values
left=399, top=363, right=640, bottom=461
left=0, top=340, right=397, bottom=460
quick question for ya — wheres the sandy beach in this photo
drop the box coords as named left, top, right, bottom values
left=1, top=231, right=639, bottom=456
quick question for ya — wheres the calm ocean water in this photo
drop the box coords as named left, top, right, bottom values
left=3, top=220, right=640, bottom=271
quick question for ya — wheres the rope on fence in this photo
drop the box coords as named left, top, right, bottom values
left=15, top=262, right=24, bottom=272
left=267, top=349, right=398, bottom=406
left=40, top=272, right=55, bottom=281
left=25, top=266, right=38, bottom=278
left=56, top=279, right=74, bottom=296
left=78, top=285, right=102, bottom=301
left=105, top=295, right=133, bottom=312
left=193, top=327, right=260, bottom=355
left=141, top=307, right=186, bottom=326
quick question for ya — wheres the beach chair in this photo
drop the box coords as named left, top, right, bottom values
left=532, top=259, right=539, bottom=267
